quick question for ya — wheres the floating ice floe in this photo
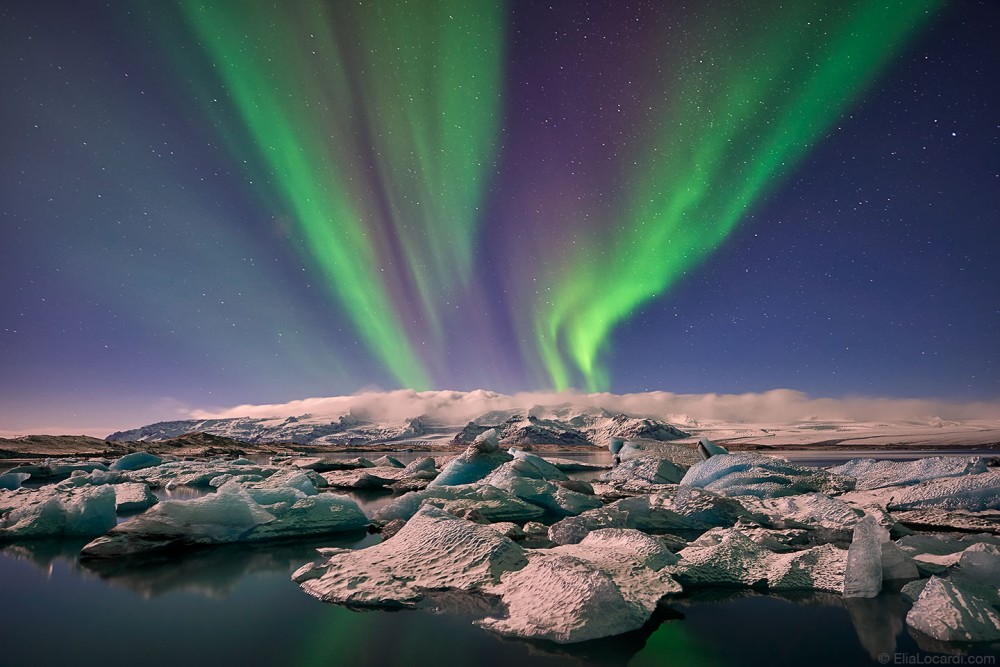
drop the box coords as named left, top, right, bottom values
left=830, top=456, right=989, bottom=491
left=112, top=483, right=158, bottom=514
left=905, top=576, right=1000, bottom=642
left=295, top=504, right=528, bottom=608
left=844, top=515, right=887, bottom=598
left=738, top=492, right=861, bottom=544
left=599, top=456, right=686, bottom=485
left=673, top=527, right=848, bottom=593
left=478, top=529, right=681, bottom=643
left=79, top=481, right=367, bottom=557
left=842, top=469, right=1000, bottom=512
left=374, top=484, right=545, bottom=523
left=0, top=485, right=117, bottom=539
left=680, top=452, right=854, bottom=498
left=618, top=440, right=701, bottom=467
left=109, top=452, right=163, bottom=472
left=7, top=459, right=109, bottom=481
left=0, top=472, right=30, bottom=491
left=548, top=486, right=749, bottom=545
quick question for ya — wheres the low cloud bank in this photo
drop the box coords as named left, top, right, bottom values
left=189, top=388, right=1000, bottom=425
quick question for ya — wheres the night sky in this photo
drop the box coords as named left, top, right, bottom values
left=1, top=0, right=998, bottom=434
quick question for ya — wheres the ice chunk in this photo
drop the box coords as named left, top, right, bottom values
left=80, top=482, right=367, bottom=557
left=891, top=508, right=1000, bottom=534
left=0, top=472, right=30, bottom=490
left=548, top=486, right=749, bottom=545
left=697, top=437, right=729, bottom=460
left=841, top=470, right=1000, bottom=512
left=370, top=455, right=405, bottom=468
left=109, top=452, right=163, bottom=472
left=680, top=452, right=854, bottom=498
left=298, top=505, right=528, bottom=608
left=608, top=437, right=625, bottom=455
left=113, top=483, right=158, bottom=513
left=374, top=484, right=545, bottom=523
left=830, top=456, right=989, bottom=491
left=429, top=430, right=513, bottom=487
left=881, top=541, right=919, bottom=582
left=0, top=485, right=117, bottom=539
left=673, top=528, right=848, bottom=593
left=843, top=515, right=887, bottom=598
left=491, top=475, right=602, bottom=517
left=7, top=459, right=109, bottom=481
left=478, top=530, right=681, bottom=643
left=507, top=448, right=568, bottom=481
left=599, top=456, right=685, bottom=485
left=905, top=576, right=1000, bottom=642
left=739, top=493, right=861, bottom=544
left=618, top=440, right=701, bottom=467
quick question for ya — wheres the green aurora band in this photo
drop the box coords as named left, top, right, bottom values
left=174, top=0, right=504, bottom=389
left=535, top=0, right=944, bottom=391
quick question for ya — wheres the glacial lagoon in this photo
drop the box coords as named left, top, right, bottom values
left=2, top=448, right=998, bottom=666
left=5, top=533, right=996, bottom=667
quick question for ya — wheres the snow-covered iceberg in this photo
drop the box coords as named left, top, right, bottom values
left=296, top=505, right=528, bottom=608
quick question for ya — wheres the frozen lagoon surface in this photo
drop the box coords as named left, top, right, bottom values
left=2, top=449, right=998, bottom=666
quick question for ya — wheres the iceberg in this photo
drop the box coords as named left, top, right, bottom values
left=697, top=437, right=729, bottom=460
left=374, top=484, right=545, bottom=523
left=673, top=528, right=848, bottom=593
left=478, top=530, right=681, bottom=643
left=680, top=452, right=854, bottom=498
left=0, top=485, right=117, bottom=539
left=0, top=472, right=30, bottom=491
left=113, top=483, right=158, bottom=513
left=599, top=456, right=686, bottom=485
left=428, top=429, right=513, bottom=487
left=830, top=456, right=989, bottom=491
left=905, top=576, right=1000, bottom=642
left=109, top=452, right=163, bottom=472
left=80, top=482, right=367, bottom=557
left=843, top=515, right=887, bottom=598
left=548, top=486, right=749, bottom=545
left=296, top=505, right=528, bottom=608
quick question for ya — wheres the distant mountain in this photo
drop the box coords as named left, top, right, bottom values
left=107, top=406, right=689, bottom=449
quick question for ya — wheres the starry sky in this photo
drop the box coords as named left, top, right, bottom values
left=1, top=0, right=998, bottom=434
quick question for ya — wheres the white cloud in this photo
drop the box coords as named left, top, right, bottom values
left=187, top=388, right=1000, bottom=424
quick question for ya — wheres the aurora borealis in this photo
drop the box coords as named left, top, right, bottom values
left=2, top=0, right=998, bottom=433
